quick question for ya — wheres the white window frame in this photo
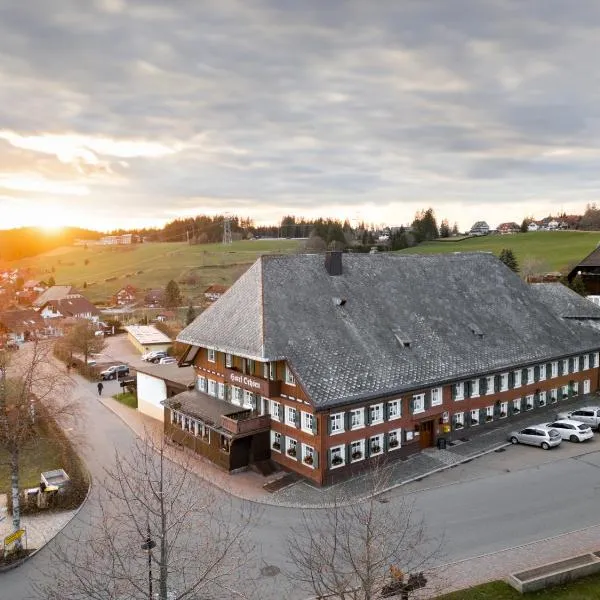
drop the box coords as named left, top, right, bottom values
left=302, top=444, right=315, bottom=468
left=225, top=353, right=232, bottom=368
left=550, top=388, right=558, bottom=403
left=513, top=370, right=522, bottom=388
left=562, top=359, right=569, bottom=375
left=270, top=400, right=281, bottom=421
left=387, top=399, right=401, bottom=420
left=539, top=390, right=546, bottom=406
left=454, top=412, right=464, bottom=427
left=286, top=436, right=298, bottom=459
left=197, top=376, right=207, bottom=393
left=330, top=412, right=344, bottom=434
left=232, top=386, right=243, bottom=406
left=500, top=401, right=508, bottom=418
left=350, top=439, right=365, bottom=462
left=262, top=362, right=269, bottom=378
left=412, top=394, right=425, bottom=414
left=285, top=365, right=296, bottom=386
left=285, top=406, right=297, bottom=427
left=527, top=367, right=534, bottom=384
left=539, top=363, right=546, bottom=381
left=269, top=362, right=276, bottom=380
left=350, top=408, right=365, bottom=429
left=486, top=376, right=494, bottom=395
left=369, top=403, right=383, bottom=425
left=369, top=434, right=383, bottom=456
left=525, top=394, right=534, bottom=410
left=301, top=411, right=314, bottom=434
left=573, top=357, right=580, bottom=373
left=584, top=355, right=590, bottom=371
left=330, top=445, right=345, bottom=468
left=485, top=405, right=494, bottom=422
left=207, top=379, right=217, bottom=397
left=388, top=428, right=401, bottom=450
left=573, top=380, right=579, bottom=395
left=207, top=348, right=216, bottom=363
left=500, top=373, right=508, bottom=392
left=243, top=389, right=254, bottom=409
left=431, top=387, right=442, bottom=406
left=562, top=384, right=569, bottom=399
left=595, top=352, right=599, bottom=368
left=513, top=398, right=521, bottom=413
left=470, top=409, right=480, bottom=425
left=218, top=382, right=225, bottom=400
left=551, top=361, right=558, bottom=378
left=270, top=430, right=282, bottom=452
left=470, top=379, right=480, bottom=398
left=454, top=382, right=464, bottom=401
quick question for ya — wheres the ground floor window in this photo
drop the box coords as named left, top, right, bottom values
left=369, top=434, right=383, bottom=455
left=208, top=379, right=217, bottom=397
left=454, top=412, right=464, bottom=429
left=573, top=381, right=579, bottom=395
left=485, top=406, right=494, bottom=422
left=286, top=437, right=298, bottom=459
left=220, top=435, right=230, bottom=454
left=500, top=401, right=508, bottom=418
left=271, top=430, right=281, bottom=452
left=197, top=376, right=207, bottom=393
left=538, top=390, right=546, bottom=407
left=470, top=409, right=480, bottom=426
left=525, top=395, right=534, bottom=410
left=513, top=398, right=521, bottom=414
left=330, top=445, right=345, bottom=468
left=388, top=429, right=401, bottom=450
left=302, top=444, right=315, bottom=467
left=350, top=439, right=365, bottom=462
left=562, top=385, right=569, bottom=400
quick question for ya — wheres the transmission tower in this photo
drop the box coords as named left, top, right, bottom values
left=223, top=216, right=232, bottom=245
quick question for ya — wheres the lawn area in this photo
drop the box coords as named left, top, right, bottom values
left=398, top=231, right=600, bottom=273
left=13, top=239, right=300, bottom=304
left=0, top=429, right=64, bottom=493
left=436, top=574, right=600, bottom=599
left=112, top=392, right=137, bottom=408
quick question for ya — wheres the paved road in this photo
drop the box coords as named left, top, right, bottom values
left=6, top=373, right=600, bottom=598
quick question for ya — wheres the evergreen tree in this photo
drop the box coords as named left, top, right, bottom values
left=411, top=208, right=439, bottom=243
left=439, top=219, right=450, bottom=238
left=185, top=302, right=196, bottom=325
left=48, top=275, right=56, bottom=287
left=451, top=222, right=459, bottom=236
left=390, top=227, right=409, bottom=250
left=570, top=274, right=588, bottom=296
left=498, top=248, right=519, bottom=272
left=164, top=280, right=181, bottom=309
left=520, top=219, right=529, bottom=233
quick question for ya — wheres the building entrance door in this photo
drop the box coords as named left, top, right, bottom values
left=419, top=420, right=434, bottom=448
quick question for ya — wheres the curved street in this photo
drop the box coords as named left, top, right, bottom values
left=5, top=373, right=600, bottom=598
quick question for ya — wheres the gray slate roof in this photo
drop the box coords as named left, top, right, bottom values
left=531, top=283, right=600, bottom=319
left=178, top=253, right=600, bottom=409
left=164, top=389, right=242, bottom=426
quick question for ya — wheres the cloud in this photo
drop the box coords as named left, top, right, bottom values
left=2, top=0, right=600, bottom=231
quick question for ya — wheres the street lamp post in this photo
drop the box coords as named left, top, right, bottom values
left=141, top=523, right=156, bottom=600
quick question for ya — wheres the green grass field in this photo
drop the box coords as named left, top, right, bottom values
left=399, top=231, right=600, bottom=273
left=112, top=392, right=137, bottom=409
left=13, top=239, right=300, bottom=304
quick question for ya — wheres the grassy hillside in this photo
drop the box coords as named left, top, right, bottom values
left=13, top=239, right=299, bottom=304
left=398, top=231, right=600, bottom=272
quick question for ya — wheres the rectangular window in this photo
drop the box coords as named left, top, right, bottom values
left=539, top=364, right=546, bottom=381
left=412, top=394, right=425, bottom=414
left=207, top=348, right=216, bottom=363
left=500, top=401, right=508, bottom=418
left=330, top=413, right=344, bottom=434
left=225, top=353, right=232, bottom=368
left=513, top=370, right=521, bottom=388
left=269, top=362, right=276, bottom=380
left=486, top=376, right=494, bottom=394
left=207, top=379, right=217, bottom=397
left=388, top=429, right=401, bottom=450
left=454, top=382, right=464, bottom=401
left=232, top=386, right=243, bottom=405
left=330, top=445, right=345, bottom=468
left=270, top=400, right=281, bottom=421
left=199, top=423, right=210, bottom=442
left=218, top=382, right=225, bottom=400
left=369, top=403, right=383, bottom=424
left=302, top=444, right=315, bottom=468
left=369, top=434, right=383, bottom=455
left=562, top=359, right=569, bottom=375
left=551, top=361, right=558, bottom=378
left=470, top=409, right=480, bottom=426
left=197, top=376, right=207, bottom=393
left=513, top=398, right=521, bottom=413
left=350, top=408, right=364, bottom=429
left=471, top=379, right=480, bottom=398
left=595, top=352, right=599, bottom=368
left=431, top=387, right=442, bottom=406
left=454, top=412, right=464, bottom=427
left=286, top=437, right=298, bottom=459
left=263, top=362, right=268, bottom=378
left=573, top=381, right=579, bottom=395
left=243, top=390, right=254, bottom=409
left=246, top=359, right=255, bottom=375
left=387, top=400, right=401, bottom=420
left=285, top=365, right=296, bottom=386
left=301, top=411, right=314, bottom=433
left=562, top=384, right=569, bottom=399
left=550, top=388, right=558, bottom=403
left=525, top=394, right=534, bottom=410
left=584, top=355, right=590, bottom=371
left=350, top=439, right=365, bottom=462
left=271, top=431, right=281, bottom=452
left=527, top=367, right=534, bottom=384
left=500, top=373, right=508, bottom=392
left=539, top=390, right=546, bottom=406
left=573, top=358, right=580, bottom=373
left=285, top=406, right=297, bottom=427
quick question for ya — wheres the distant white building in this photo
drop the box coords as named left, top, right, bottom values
left=100, top=234, right=133, bottom=245
left=469, top=221, right=490, bottom=236
left=528, top=222, right=539, bottom=232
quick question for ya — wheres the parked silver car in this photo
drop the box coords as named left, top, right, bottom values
left=541, top=420, right=594, bottom=443
left=508, top=426, right=562, bottom=450
left=557, top=407, right=600, bottom=430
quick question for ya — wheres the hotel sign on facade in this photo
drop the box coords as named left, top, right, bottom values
left=225, top=369, right=279, bottom=397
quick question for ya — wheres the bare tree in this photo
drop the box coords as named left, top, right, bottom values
left=0, top=340, right=75, bottom=547
left=520, top=256, right=551, bottom=281
left=60, top=319, right=106, bottom=365
left=286, top=464, right=444, bottom=600
left=36, top=433, right=257, bottom=600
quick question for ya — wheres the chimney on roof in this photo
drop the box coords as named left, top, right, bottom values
left=324, top=251, right=343, bottom=276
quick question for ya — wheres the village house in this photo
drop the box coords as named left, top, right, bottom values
left=33, top=285, right=80, bottom=308
left=113, top=285, right=138, bottom=306
left=38, top=296, right=100, bottom=322
left=497, top=222, right=520, bottom=235
left=204, top=284, right=229, bottom=302
left=168, top=252, right=600, bottom=485
left=0, top=309, right=48, bottom=343
left=469, top=221, right=490, bottom=236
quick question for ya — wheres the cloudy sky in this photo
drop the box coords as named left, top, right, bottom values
left=2, top=0, right=600, bottom=232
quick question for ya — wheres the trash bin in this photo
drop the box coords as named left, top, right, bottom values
left=437, top=437, right=447, bottom=450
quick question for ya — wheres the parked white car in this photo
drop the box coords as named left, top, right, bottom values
left=508, top=426, right=562, bottom=450
left=557, top=407, right=600, bottom=430
left=158, top=357, right=177, bottom=365
left=141, top=350, right=167, bottom=362
left=541, top=420, right=594, bottom=443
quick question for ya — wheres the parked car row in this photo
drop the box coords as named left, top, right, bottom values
left=141, top=350, right=168, bottom=363
left=508, top=406, right=600, bottom=450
